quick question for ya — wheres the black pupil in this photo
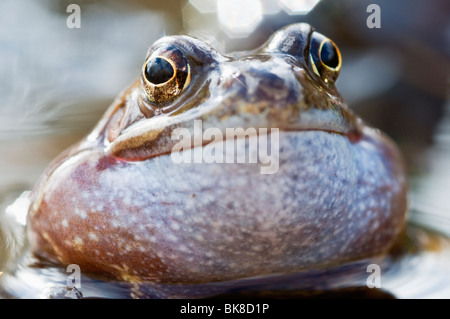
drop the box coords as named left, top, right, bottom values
left=320, top=41, right=339, bottom=69
left=145, top=57, right=174, bottom=84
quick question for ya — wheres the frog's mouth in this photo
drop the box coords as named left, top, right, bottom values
left=110, top=116, right=358, bottom=161
left=94, top=79, right=363, bottom=162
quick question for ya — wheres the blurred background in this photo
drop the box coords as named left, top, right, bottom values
left=0, top=0, right=449, bottom=254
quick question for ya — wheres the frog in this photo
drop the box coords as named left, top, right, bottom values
left=20, top=23, right=407, bottom=297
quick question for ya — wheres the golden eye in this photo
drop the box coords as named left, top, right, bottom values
left=309, top=32, right=342, bottom=84
left=144, top=57, right=175, bottom=84
left=142, top=46, right=191, bottom=105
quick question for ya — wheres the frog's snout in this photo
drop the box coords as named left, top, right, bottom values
left=217, top=57, right=304, bottom=107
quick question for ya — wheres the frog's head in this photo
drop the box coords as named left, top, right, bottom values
left=27, top=24, right=407, bottom=286
left=90, top=23, right=358, bottom=161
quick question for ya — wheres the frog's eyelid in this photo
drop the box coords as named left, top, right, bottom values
left=302, top=28, right=322, bottom=80
left=184, top=63, right=191, bottom=90
left=309, top=46, right=321, bottom=78
left=146, top=35, right=224, bottom=67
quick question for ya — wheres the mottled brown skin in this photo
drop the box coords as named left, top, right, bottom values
left=27, top=24, right=407, bottom=285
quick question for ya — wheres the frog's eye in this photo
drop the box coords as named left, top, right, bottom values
left=309, top=32, right=342, bottom=84
left=141, top=46, right=191, bottom=105
left=145, top=57, right=175, bottom=84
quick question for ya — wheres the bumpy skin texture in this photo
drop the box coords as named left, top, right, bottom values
left=27, top=24, right=407, bottom=284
